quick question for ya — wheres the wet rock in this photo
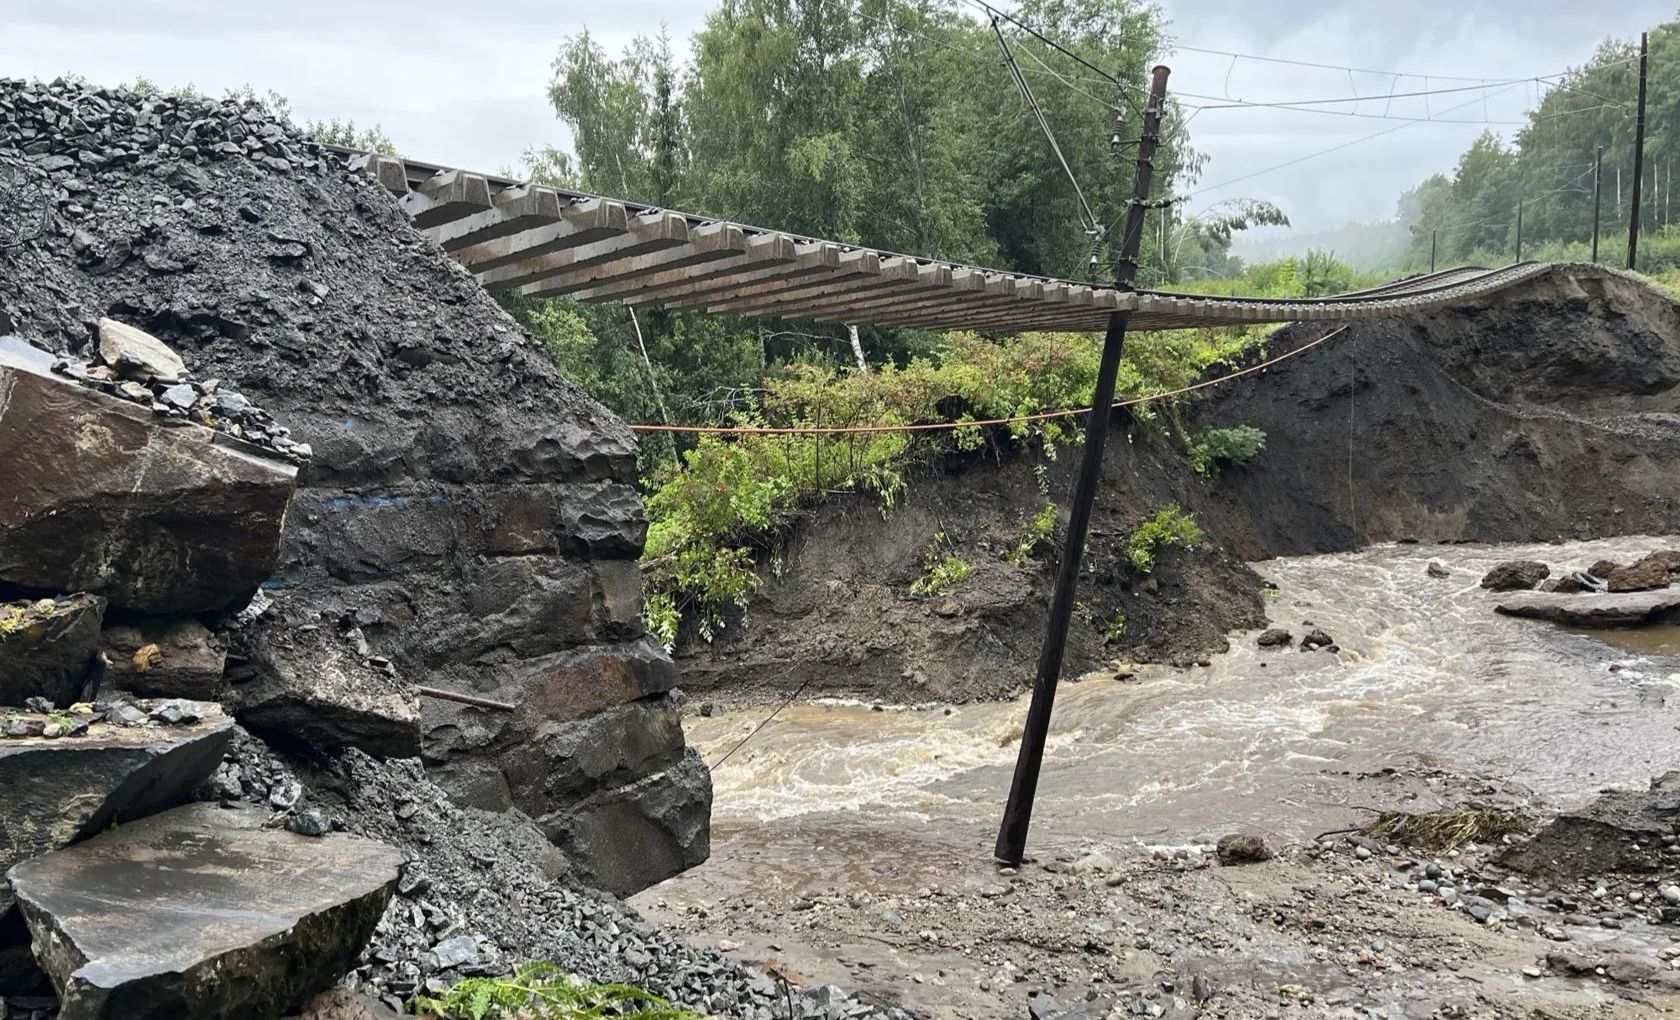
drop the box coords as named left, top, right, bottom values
left=9, top=803, right=402, bottom=1020
left=0, top=595, right=106, bottom=709
left=1501, top=771, right=1680, bottom=880
left=1588, top=559, right=1622, bottom=580
left=297, top=989, right=404, bottom=1020
left=540, top=747, right=713, bottom=897
left=0, top=340, right=297, bottom=613
left=1606, top=556, right=1672, bottom=593
left=1630, top=549, right=1680, bottom=576
left=1426, top=560, right=1451, bottom=578
left=101, top=617, right=226, bottom=700
left=1299, top=628, right=1335, bottom=650
left=0, top=703, right=232, bottom=921
left=1494, top=589, right=1680, bottom=627
left=230, top=621, right=420, bottom=759
left=1480, top=560, right=1550, bottom=592
left=1255, top=628, right=1292, bottom=648
left=1215, top=833, right=1274, bottom=865
left=1540, top=573, right=1592, bottom=594
left=95, top=317, right=185, bottom=382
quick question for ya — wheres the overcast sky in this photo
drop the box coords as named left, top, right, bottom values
left=3, top=0, right=1671, bottom=241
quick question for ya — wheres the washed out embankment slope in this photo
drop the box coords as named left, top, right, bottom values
left=678, top=264, right=1680, bottom=703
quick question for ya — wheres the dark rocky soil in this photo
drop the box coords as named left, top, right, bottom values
left=678, top=430, right=1269, bottom=705
left=0, top=76, right=707, bottom=894
left=680, top=265, right=1680, bottom=706
left=210, top=731, right=911, bottom=1020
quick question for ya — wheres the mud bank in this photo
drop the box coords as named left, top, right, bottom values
left=677, top=265, right=1680, bottom=706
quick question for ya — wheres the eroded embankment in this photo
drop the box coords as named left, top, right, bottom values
left=677, top=264, right=1680, bottom=704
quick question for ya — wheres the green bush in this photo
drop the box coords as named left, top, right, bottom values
left=1007, top=503, right=1058, bottom=565
left=1124, top=505, right=1203, bottom=573
left=910, top=534, right=970, bottom=596
left=1102, top=610, right=1127, bottom=644
left=412, top=962, right=706, bottom=1020
left=1188, top=425, right=1266, bottom=475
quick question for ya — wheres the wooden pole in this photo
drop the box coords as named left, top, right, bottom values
left=1629, top=31, right=1649, bottom=270
left=1430, top=229, right=1437, bottom=272
left=1593, top=146, right=1603, bottom=263
left=995, top=64, right=1171, bottom=867
left=1515, top=201, right=1523, bottom=263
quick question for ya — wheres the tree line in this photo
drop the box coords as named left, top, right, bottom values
left=1399, top=15, right=1680, bottom=271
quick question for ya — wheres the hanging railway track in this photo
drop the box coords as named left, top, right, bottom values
left=344, top=149, right=1555, bottom=333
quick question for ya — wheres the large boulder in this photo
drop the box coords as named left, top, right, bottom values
left=1606, top=556, right=1674, bottom=593
left=228, top=612, right=420, bottom=759
left=9, top=803, right=402, bottom=1020
left=0, top=702, right=234, bottom=918
left=101, top=617, right=226, bottom=700
left=0, top=594, right=106, bottom=708
left=0, top=338, right=296, bottom=613
left=546, top=748, right=713, bottom=897
left=1479, top=560, right=1550, bottom=592
left=1494, top=589, right=1680, bottom=627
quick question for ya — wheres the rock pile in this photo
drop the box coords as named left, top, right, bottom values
left=0, top=280, right=412, bottom=1016
left=213, top=734, right=912, bottom=1020
left=45, top=318, right=312, bottom=462
left=0, top=73, right=709, bottom=897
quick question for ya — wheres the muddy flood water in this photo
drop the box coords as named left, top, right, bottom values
left=634, top=538, right=1680, bottom=1018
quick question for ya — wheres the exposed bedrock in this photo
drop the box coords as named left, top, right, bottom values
left=0, top=74, right=708, bottom=893
left=9, top=803, right=402, bottom=1020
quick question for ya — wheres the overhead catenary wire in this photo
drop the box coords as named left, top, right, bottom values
left=630, top=326, right=1351, bottom=437
left=1188, top=80, right=1530, bottom=199
left=992, top=16, right=1102, bottom=235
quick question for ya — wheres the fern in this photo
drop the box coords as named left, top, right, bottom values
left=411, top=962, right=710, bottom=1020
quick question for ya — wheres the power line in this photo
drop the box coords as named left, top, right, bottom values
left=992, top=16, right=1101, bottom=235
left=1188, top=81, right=1530, bottom=199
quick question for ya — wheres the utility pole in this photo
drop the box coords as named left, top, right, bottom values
left=1516, top=201, right=1524, bottom=262
left=995, top=64, right=1172, bottom=867
left=1629, top=30, right=1649, bottom=270
left=1430, top=229, right=1437, bottom=272
left=1593, top=146, right=1604, bottom=263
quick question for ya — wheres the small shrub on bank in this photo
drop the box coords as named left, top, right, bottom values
left=1007, top=503, right=1059, bottom=565
left=1188, top=425, right=1266, bottom=475
left=910, top=533, right=970, bottom=596
left=1124, top=505, right=1203, bottom=573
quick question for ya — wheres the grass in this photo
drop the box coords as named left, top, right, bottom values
left=1362, top=808, right=1533, bottom=852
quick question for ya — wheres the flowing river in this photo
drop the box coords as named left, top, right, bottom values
left=641, top=537, right=1680, bottom=902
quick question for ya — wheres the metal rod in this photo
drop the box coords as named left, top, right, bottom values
left=1629, top=30, right=1649, bottom=270
left=1593, top=146, right=1603, bottom=263
left=415, top=685, right=517, bottom=712
left=995, top=64, right=1172, bottom=867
